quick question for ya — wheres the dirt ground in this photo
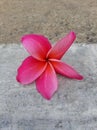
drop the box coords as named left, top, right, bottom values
left=0, top=0, right=97, bottom=44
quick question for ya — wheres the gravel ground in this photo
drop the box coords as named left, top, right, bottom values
left=0, top=0, right=97, bottom=44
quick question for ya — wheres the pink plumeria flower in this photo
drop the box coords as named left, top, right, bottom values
left=16, top=32, right=83, bottom=100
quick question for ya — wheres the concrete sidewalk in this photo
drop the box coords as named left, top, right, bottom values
left=0, top=44, right=97, bottom=130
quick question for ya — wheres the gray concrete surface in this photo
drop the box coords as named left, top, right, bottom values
left=0, top=44, right=97, bottom=130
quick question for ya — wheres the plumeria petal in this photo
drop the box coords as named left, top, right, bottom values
left=36, top=62, right=58, bottom=100
left=50, top=59, right=83, bottom=80
left=16, top=56, right=47, bottom=85
left=21, top=34, right=52, bottom=60
left=47, top=32, right=76, bottom=59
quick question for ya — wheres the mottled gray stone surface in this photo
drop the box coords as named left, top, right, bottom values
left=0, top=44, right=97, bottom=130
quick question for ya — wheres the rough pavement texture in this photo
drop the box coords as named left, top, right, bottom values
left=0, top=0, right=97, bottom=44
left=0, top=44, right=97, bottom=130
